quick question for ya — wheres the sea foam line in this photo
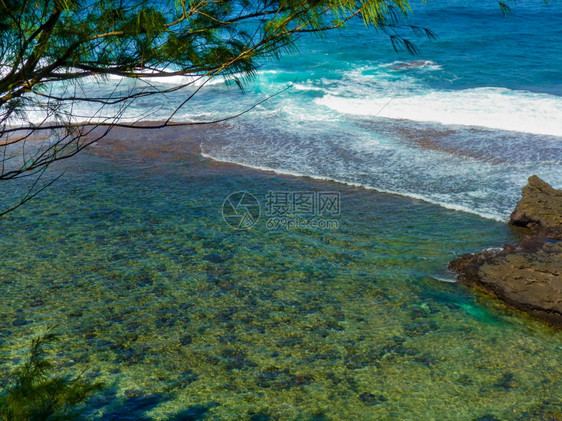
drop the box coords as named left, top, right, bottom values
left=200, top=150, right=507, bottom=222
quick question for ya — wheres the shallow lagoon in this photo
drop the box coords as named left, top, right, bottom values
left=0, top=129, right=560, bottom=420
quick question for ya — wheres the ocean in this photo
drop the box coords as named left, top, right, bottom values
left=1, top=0, right=561, bottom=419
left=196, top=0, right=562, bottom=221
left=15, top=0, right=562, bottom=221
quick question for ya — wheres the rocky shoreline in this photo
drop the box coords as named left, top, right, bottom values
left=449, top=176, right=562, bottom=328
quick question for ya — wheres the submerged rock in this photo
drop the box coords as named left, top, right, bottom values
left=358, top=393, right=387, bottom=405
left=449, top=176, right=562, bottom=328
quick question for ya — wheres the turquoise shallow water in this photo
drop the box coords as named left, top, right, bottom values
left=0, top=131, right=560, bottom=419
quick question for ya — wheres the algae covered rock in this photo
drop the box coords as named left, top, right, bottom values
left=449, top=239, right=562, bottom=327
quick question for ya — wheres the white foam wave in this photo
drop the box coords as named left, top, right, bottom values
left=139, top=74, right=225, bottom=86
left=315, top=87, right=562, bottom=137
left=382, top=60, right=444, bottom=72
left=433, top=276, right=458, bottom=283
left=293, top=83, right=326, bottom=92
left=88, top=72, right=226, bottom=87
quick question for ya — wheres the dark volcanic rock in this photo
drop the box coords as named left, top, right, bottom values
left=450, top=176, right=562, bottom=328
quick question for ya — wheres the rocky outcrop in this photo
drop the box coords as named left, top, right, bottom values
left=510, top=175, right=562, bottom=238
left=450, top=239, right=562, bottom=327
left=449, top=176, right=562, bottom=328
